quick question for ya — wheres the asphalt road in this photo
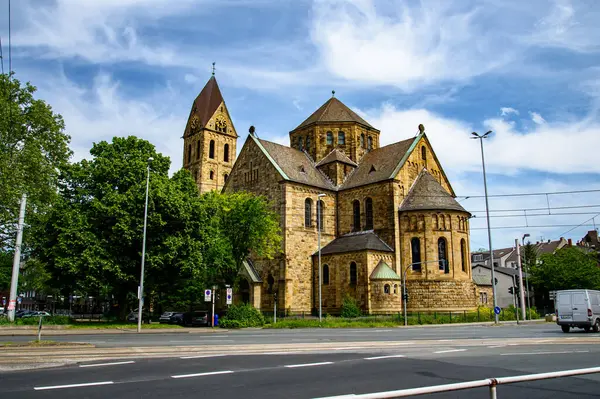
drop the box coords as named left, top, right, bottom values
left=1, top=342, right=599, bottom=398
left=4, top=324, right=595, bottom=348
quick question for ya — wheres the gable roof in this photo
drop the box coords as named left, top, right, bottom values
left=315, top=230, right=394, bottom=256
left=292, top=97, right=376, bottom=131
left=190, top=76, right=224, bottom=128
left=473, top=263, right=527, bottom=278
left=251, top=136, right=334, bottom=190
left=370, top=260, right=401, bottom=280
left=316, top=149, right=358, bottom=167
left=341, top=137, right=416, bottom=189
left=398, top=169, right=469, bottom=214
left=472, top=275, right=492, bottom=286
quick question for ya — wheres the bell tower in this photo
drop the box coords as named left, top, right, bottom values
left=183, top=65, right=238, bottom=194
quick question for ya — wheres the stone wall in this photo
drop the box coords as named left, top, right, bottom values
left=476, top=286, right=493, bottom=307
left=290, top=122, right=380, bottom=165
left=399, top=210, right=471, bottom=282
left=183, top=100, right=237, bottom=194
left=405, top=280, right=478, bottom=311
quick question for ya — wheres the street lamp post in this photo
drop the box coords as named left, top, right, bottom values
left=317, top=193, right=326, bottom=323
left=137, top=157, right=153, bottom=333
left=522, top=233, right=531, bottom=319
left=471, top=131, right=499, bottom=324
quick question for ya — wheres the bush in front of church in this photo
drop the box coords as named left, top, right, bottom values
left=340, top=296, right=362, bottom=318
left=219, top=303, right=266, bottom=328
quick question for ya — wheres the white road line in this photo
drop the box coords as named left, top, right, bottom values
left=437, top=339, right=454, bottom=342
left=487, top=345, right=506, bottom=348
left=332, top=347, right=366, bottom=350
left=285, top=362, right=334, bottom=368
left=180, top=354, right=227, bottom=359
left=364, top=355, right=406, bottom=360
left=34, top=381, right=114, bottom=391
left=171, top=370, right=234, bottom=379
left=79, top=361, right=135, bottom=368
left=266, top=351, right=302, bottom=355
left=169, top=340, right=234, bottom=343
left=500, top=351, right=590, bottom=356
left=433, top=349, right=467, bottom=354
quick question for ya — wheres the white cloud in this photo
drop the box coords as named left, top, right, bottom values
left=36, top=71, right=187, bottom=175
left=361, top=103, right=600, bottom=176
left=501, top=107, right=519, bottom=116
left=529, top=111, right=546, bottom=125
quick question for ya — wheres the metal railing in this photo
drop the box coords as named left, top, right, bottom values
left=315, top=367, right=600, bottom=398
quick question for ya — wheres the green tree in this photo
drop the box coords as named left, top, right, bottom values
left=0, top=251, right=12, bottom=293
left=0, top=73, right=72, bottom=247
left=34, top=136, right=205, bottom=318
left=521, top=242, right=538, bottom=276
left=530, top=247, right=600, bottom=293
left=199, top=191, right=282, bottom=286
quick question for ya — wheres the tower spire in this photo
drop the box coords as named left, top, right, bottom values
left=212, top=62, right=215, bottom=76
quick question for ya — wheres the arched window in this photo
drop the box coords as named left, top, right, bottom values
left=352, top=200, right=361, bottom=231
left=367, top=136, right=373, bottom=150
left=393, top=284, right=398, bottom=294
left=323, top=264, right=329, bottom=285
left=461, top=239, right=467, bottom=272
left=298, top=136, right=304, bottom=150
left=384, top=284, right=391, bottom=294
left=304, top=198, right=313, bottom=227
left=317, top=200, right=324, bottom=231
left=350, top=262, right=357, bottom=285
left=326, top=131, right=333, bottom=145
left=306, top=136, right=311, bottom=151
left=209, top=140, right=215, bottom=159
left=421, top=146, right=426, bottom=161
left=411, top=237, right=421, bottom=271
left=224, top=173, right=229, bottom=182
left=438, top=237, right=449, bottom=274
left=196, top=141, right=201, bottom=160
left=267, top=274, right=275, bottom=293
left=440, top=215, right=446, bottom=230
left=187, top=144, right=192, bottom=163
left=360, top=134, right=365, bottom=148
left=210, top=170, right=214, bottom=180
left=224, top=144, right=230, bottom=162
left=338, top=131, right=345, bottom=145
left=365, top=197, right=373, bottom=230
left=432, top=214, right=438, bottom=230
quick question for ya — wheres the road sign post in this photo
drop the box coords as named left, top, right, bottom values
left=226, top=288, right=232, bottom=305
left=204, top=289, right=212, bottom=302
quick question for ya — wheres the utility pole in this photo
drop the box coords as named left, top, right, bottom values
left=516, top=239, right=526, bottom=320
left=211, top=285, right=216, bottom=327
left=471, top=131, right=499, bottom=324
left=522, top=233, right=531, bottom=318
left=7, top=194, right=27, bottom=322
left=137, top=158, right=152, bottom=333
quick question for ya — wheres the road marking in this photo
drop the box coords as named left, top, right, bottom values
left=437, top=339, right=454, bottom=342
left=34, top=381, right=114, bottom=391
left=372, top=330, right=393, bottom=332
left=169, top=340, right=234, bottom=343
left=364, top=355, right=406, bottom=360
left=171, top=370, right=234, bottom=379
left=79, top=361, right=135, bottom=368
left=501, top=351, right=590, bottom=356
left=332, top=347, right=367, bottom=350
left=266, top=351, right=303, bottom=355
left=487, top=345, right=506, bottom=348
left=180, top=354, right=227, bottom=359
left=285, top=362, right=334, bottom=368
left=433, top=349, right=467, bottom=354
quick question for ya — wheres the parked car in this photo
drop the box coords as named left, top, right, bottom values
left=21, top=311, right=51, bottom=318
left=182, top=311, right=209, bottom=327
left=127, top=309, right=150, bottom=323
left=556, top=289, right=600, bottom=333
left=159, top=311, right=178, bottom=324
left=15, top=310, right=35, bottom=318
left=169, top=312, right=185, bottom=325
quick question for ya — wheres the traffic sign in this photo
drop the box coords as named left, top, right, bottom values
left=204, top=289, right=212, bottom=302
left=494, top=306, right=501, bottom=315
left=226, top=288, right=233, bottom=305
left=17, top=297, right=22, bottom=304
left=1, top=298, right=5, bottom=306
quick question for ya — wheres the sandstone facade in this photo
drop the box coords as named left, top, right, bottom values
left=184, top=78, right=478, bottom=314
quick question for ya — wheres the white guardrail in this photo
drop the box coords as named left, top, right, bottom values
left=315, top=367, right=600, bottom=399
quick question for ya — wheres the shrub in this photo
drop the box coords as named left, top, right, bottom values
left=219, top=303, right=265, bottom=328
left=340, top=296, right=362, bottom=318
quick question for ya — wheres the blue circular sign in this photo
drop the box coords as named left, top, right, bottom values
left=494, top=306, right=501, bottom=315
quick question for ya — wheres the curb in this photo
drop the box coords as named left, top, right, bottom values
left=0, top=328, right=229, bottom=336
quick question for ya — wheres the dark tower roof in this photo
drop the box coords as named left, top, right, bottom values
left=292, top=97, right=376, bottom=131
left=191, top=76, right=224, bottom=127
left=316, top=149, right=358, bottom=167
left=399, top=170, right=469, bottom=214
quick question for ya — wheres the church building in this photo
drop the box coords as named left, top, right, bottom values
left=183, top=74, right=479, bottom=315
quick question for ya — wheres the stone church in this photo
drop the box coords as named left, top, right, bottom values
left=182, top=73, right=478, bottom=315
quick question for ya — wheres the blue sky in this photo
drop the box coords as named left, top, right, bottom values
left=2, top=0, right=600, bottom=250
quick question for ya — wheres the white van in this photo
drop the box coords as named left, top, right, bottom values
left=556, top=289, right=600, bottom=333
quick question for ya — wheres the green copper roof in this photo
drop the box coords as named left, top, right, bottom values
left=370, top=260, right=401, bottom=281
